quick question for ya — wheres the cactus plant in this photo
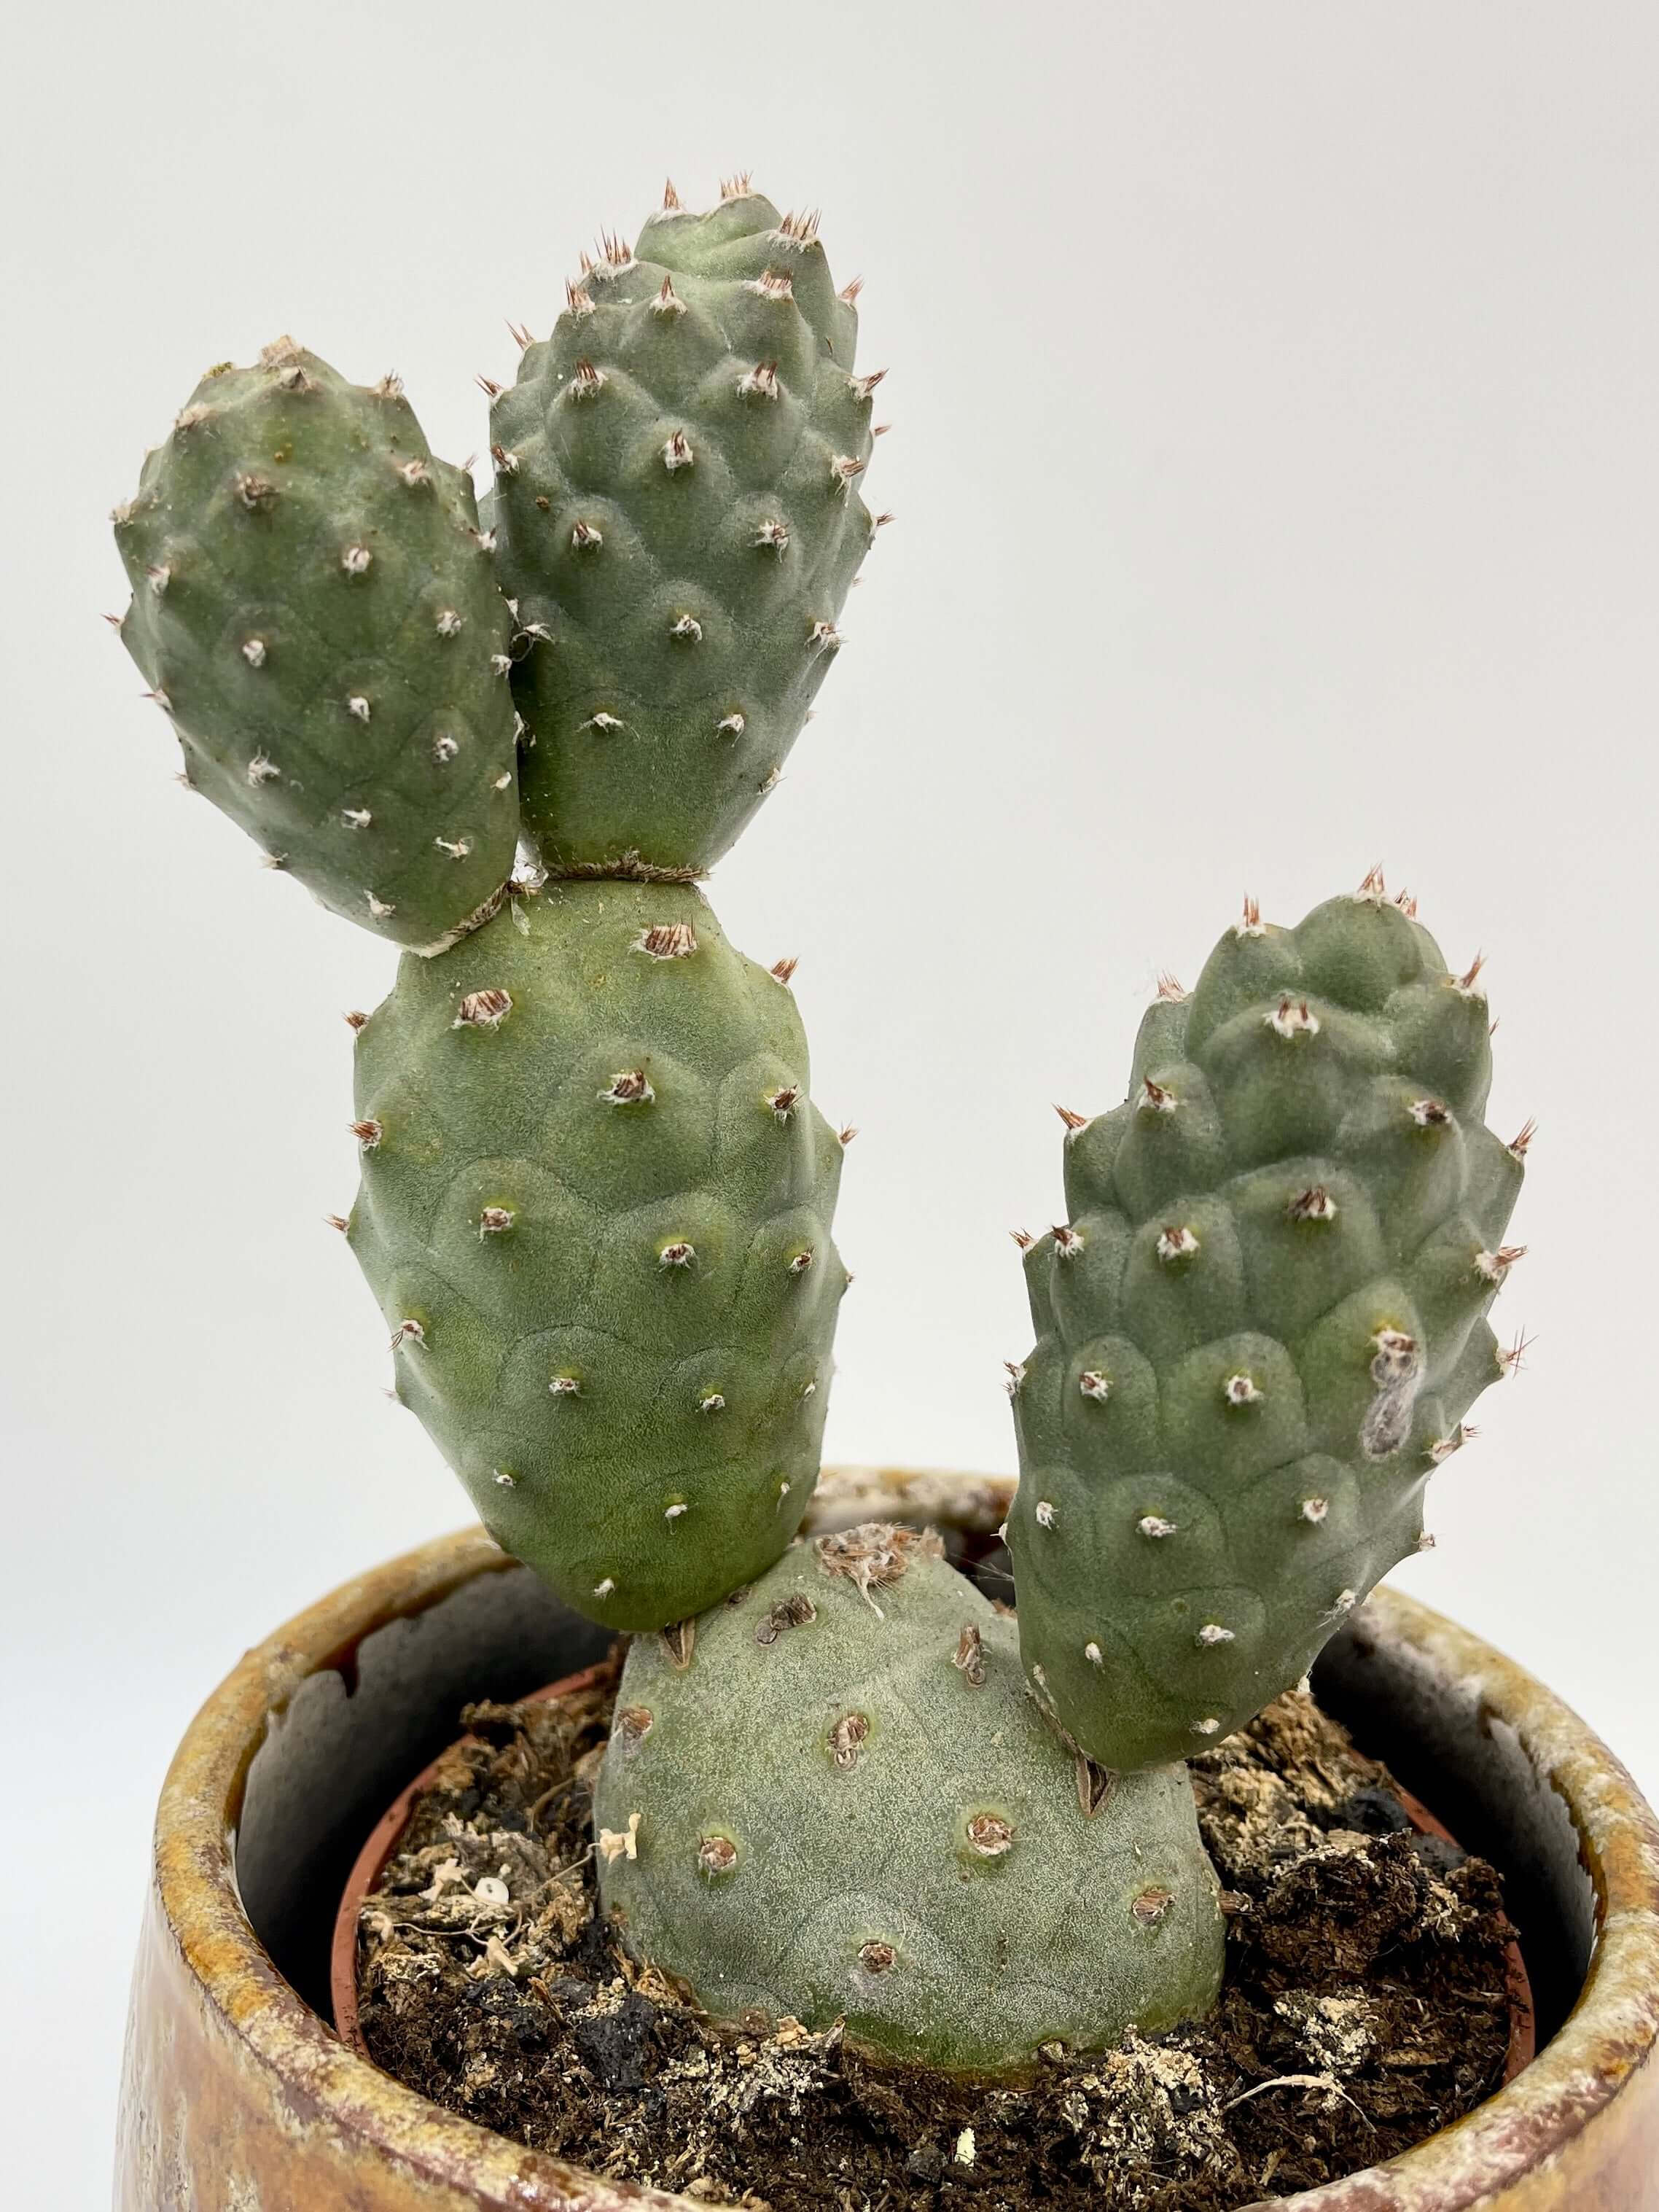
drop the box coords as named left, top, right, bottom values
left=120, top=180, right=1529, bottom=2098
left=113, top=342, right=519, bottom=951
left=489, top=179, right=883, bottom=878
left=1007, top=873, right=1528, bottom=1773
left=593, top=1524, right=1225, bottom=2073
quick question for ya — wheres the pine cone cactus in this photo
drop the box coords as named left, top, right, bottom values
left=489, top=180, right=884, bottom=878
left=115, top=179, right=883, bottom=1638
left=346, top=879, right=848, bottom=1630
left=117, top=181, right=1534, bottom=2092
left=1008, top=874, right=1528, bottom=1773
left=595, top=1523, right=1225, bottom=2071
left=113, top=343, right=518, bottom=951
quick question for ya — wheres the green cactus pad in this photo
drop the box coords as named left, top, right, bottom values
left=346, top=879, right=848, bottom=1629
left=594, top=1524, right=1225, bottom=2073
left=114, top=341, right=518, bottom=951
left=1010, top=881, right=1528, bottom=1772
left=490, top=185, right=882, bottom=877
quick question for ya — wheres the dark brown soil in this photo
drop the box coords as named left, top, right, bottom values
left=355, top=1656, right=1516, bottom=2210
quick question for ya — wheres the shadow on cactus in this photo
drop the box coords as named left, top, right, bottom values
left=115, top=181, right=1528, bottom=2086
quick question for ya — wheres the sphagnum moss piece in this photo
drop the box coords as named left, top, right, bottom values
left=1009, top=876, right=1529, bottom=1773
left=346, top=877, right=849, bottom=1631
left=113, top=342, right=519, bottom=951
left=491, top=183, right=883, bottom=878
left=594, top=1524, right=1225, bottom=2074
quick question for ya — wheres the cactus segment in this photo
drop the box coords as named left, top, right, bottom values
left=595, top=1525, right=1225, bottom=2073
left=347, top=879, right=846, bottom=1629
left=491, top=191, right=878, bottom=877
left=1010, top=886, right=1526, bottom=1772
left=114, top=343, right=518, bottom=951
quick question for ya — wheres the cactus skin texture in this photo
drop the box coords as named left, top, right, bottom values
left=490, top=184, right=880, bottom=878
left=114, top=341, right=519, bottom=952
left=346, top=878, right=847, bottom=1630
left=594, top=1524, right=1225, bottom=2075
left=1010, top=881, right=1527, bottom=1774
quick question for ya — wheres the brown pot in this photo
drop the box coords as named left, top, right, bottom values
left=117, top=1465, right=1659, bottom=2211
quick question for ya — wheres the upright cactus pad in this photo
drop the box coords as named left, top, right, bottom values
left=490, top=182, right=882, bottom=878
left=114, top=341, right=519, bottom=951
left=1010, top=878, right=1528, bottom=1772
left=346, top=878, right=848, bottom=1629
left=595, top=1524, right=1225, bottom=2073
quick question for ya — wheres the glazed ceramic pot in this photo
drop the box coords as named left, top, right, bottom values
left=117, top=1467, right=1659, bottom=2211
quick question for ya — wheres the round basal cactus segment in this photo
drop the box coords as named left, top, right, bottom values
left=1011, top=884, right=1527, bottom=1772
left=113, top=342, right=518, bottom=951
left=594, top=1524, right=1226, bottom=2074
left=347, top=879, right=847, bottom=1629
left=491, top=187, right=878, bottom=877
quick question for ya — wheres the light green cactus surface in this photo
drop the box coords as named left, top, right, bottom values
left=490, top=182, right=883, bottom=879
left=113, top=341, right=519, bottom=952
left=1010, top=879, right=1528, bottom=1774
left=346, top=878, right=848, bottom=1630
left=595, top=1524, right=1225, bottom=2074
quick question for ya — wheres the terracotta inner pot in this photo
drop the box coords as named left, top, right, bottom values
left=330, top=1660, right=612, bottom=2053
left=328, top=1663, right=1538, bottom=2088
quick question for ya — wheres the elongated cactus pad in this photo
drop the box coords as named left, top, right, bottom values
left=490, top=184, right=881, bottom=877
left=346, top=879, right=848, bottom=1629
left=595, top=1524, right=1225, bottom=2073
left=1010, top=880, right=1528, bottom=1772
left=114, top=342, right=518, bottom=951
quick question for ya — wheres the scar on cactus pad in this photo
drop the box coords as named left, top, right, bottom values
left=1009, top=870, right=1529, bottom=1775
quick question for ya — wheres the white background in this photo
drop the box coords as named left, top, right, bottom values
left=3, top=2, right=1655, bottom=2195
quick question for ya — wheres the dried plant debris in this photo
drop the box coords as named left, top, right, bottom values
left=357, top=1670, right=1515, bottom=2212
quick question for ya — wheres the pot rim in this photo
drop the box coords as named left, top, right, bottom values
left=152, top=1465, right=1659, bottom=2212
